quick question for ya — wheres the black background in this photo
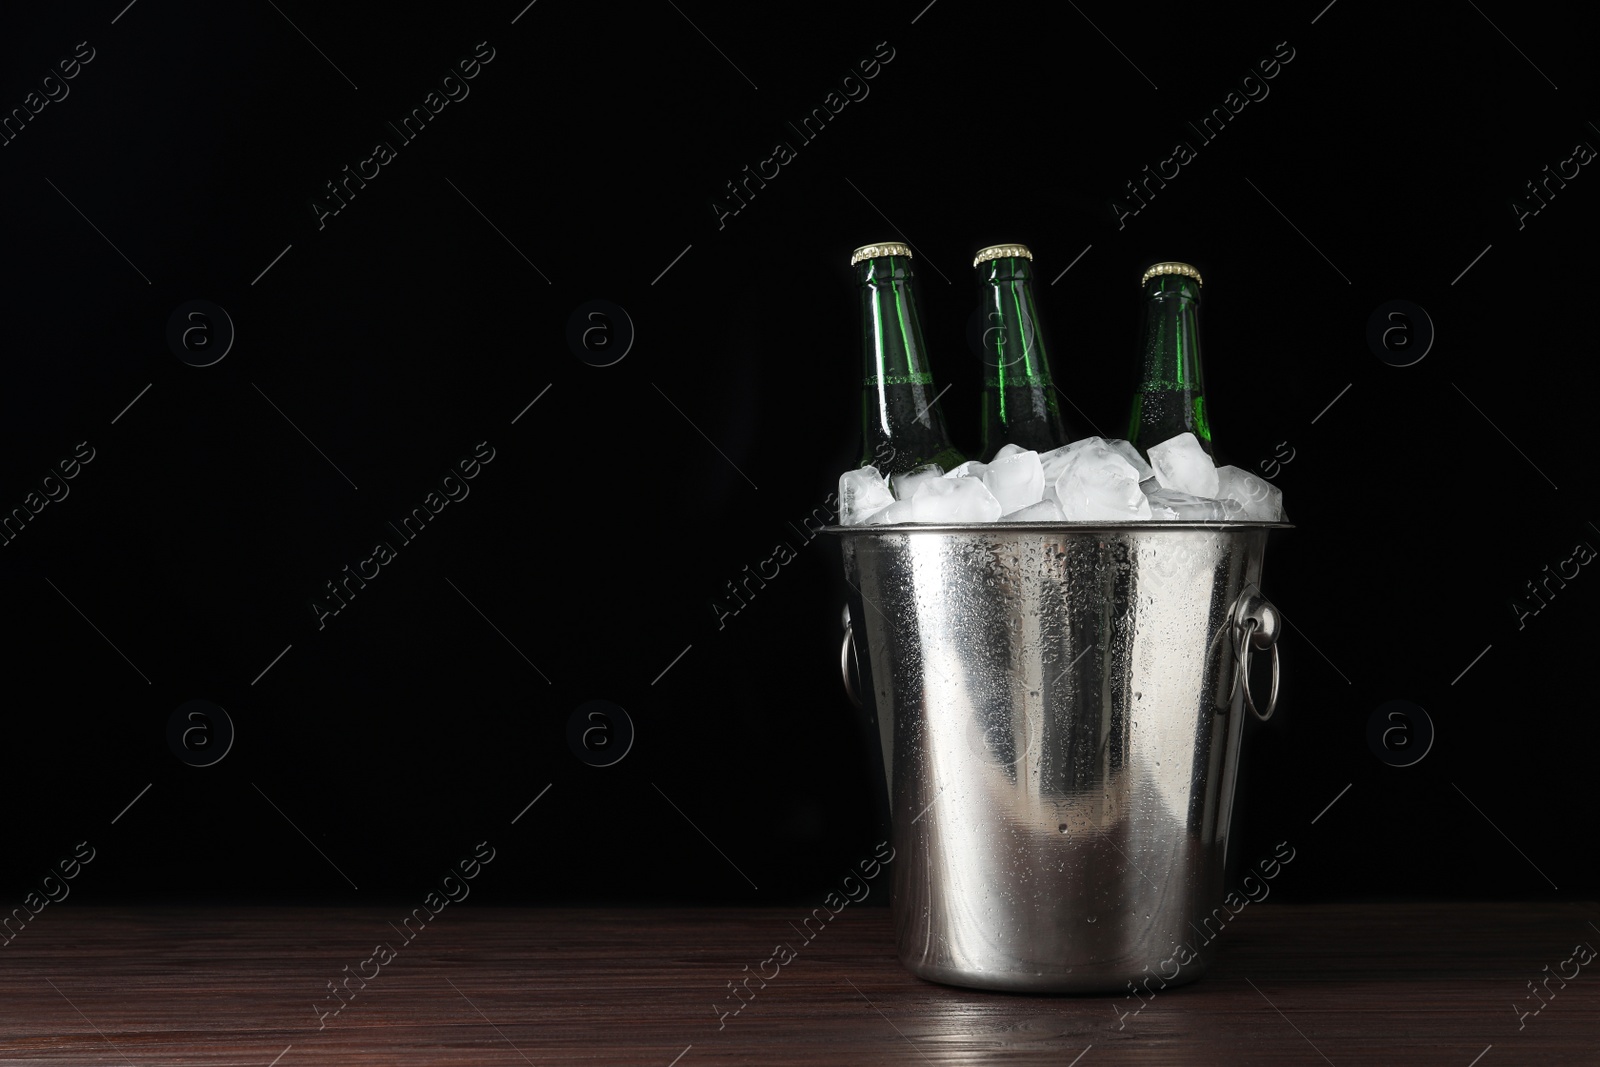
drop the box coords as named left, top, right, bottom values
left=1, top=0, right=1594, bottom=908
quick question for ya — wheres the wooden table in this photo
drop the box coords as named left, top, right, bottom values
left=2, top=903, right=1595, bottom=1064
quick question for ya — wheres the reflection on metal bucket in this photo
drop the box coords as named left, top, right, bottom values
left=828, top=520, right=1287, bottom=993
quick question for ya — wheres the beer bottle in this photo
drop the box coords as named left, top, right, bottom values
left=854, top=242, right=966, bottom=476
left=1126, top=261, right=1218, bottom=460
left=974, top=243, right=1072, bottom=460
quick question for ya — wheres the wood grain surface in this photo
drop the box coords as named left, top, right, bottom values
left=1, top=902, right=1595, bottom=1064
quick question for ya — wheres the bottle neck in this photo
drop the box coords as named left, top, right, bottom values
left=1137, top=275, right=1203, bottom=387
left=1129, top=274, right=1214, bottom=455
left=858, top=255, right=963, bottom=474
left=977, top=256, right=1070, bottom=459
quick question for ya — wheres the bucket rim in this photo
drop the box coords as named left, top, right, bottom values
left=822, top=520, right=1294, bottom=535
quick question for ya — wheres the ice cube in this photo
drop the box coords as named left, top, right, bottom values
left=867, top=499, right=917, bottom=525
left=910, top=477, right=1003, bottom=522
left=991, top=443, right=1030, bottom=461
left=944, top=460, right=989, bottom=479
left=1004, top=498, right=1065, bottom=521
left=1105, top=439, right=1155, bottom=482
left=1214, top=465, right=1285, bottom=522
left=1147, top=433, right=1219, bottom=498
left=890, top=463, right=945, bottom=501
left=982, top=450, right=1045, bottom=513
left=1055, top=442, right=1151, bottom=521
left=839, top=466, right=894, bottom=525
left=1040, top=438, right=1100, bottom=486
left=1144, top=486, right=1240, bottom=521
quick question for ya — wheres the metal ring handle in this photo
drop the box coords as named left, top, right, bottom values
left=1231, top=593, right=1282, bottom=722
left=840, top=604, right=862, bottom=709
left=1234, top=619, right=1281, bottom=721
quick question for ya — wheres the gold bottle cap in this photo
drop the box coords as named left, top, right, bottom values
left=851, top=242, right=913, bottom=265
left=1141, top=261, right=1203, bottom=287
left=973, top=244, right=1033, bottom=268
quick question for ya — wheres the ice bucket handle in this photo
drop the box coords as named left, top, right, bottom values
left=1231, top=592, right=1282, bottom=722
left=839, top=603, right=862, bottom=709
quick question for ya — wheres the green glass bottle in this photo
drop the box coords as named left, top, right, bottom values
left=974, top=243, right=1072, bottom=460
left=1126, top=261, right=1218, bottom=460
left=854, top=242, right=966, bottom=476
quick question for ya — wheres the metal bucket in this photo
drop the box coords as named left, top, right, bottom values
left=827, top=520, right=1288, bottom=993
